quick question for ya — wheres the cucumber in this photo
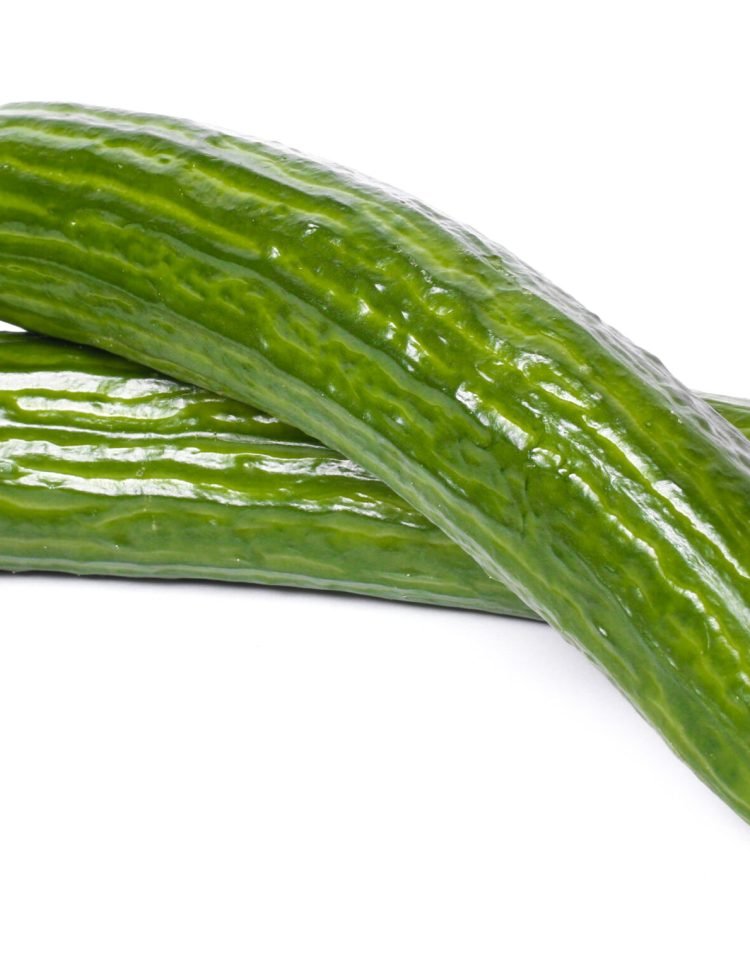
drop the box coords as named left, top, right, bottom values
left=2, top=104, right=750, bottom=820
left=2, top=327, right=748, bottom=622
left=0, top=328, right=529, bottom=615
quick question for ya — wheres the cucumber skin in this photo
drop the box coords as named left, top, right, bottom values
left=3, top=106, right=750, bottom=820
left=0, top=330, right=529, bottom=616
left=1, top=328, right=749, bottom=622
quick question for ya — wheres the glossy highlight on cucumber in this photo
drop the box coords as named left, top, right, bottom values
left=2, top=104, right=750, bottom=820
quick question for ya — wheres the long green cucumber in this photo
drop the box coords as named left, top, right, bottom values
left=3, top=326, right=748, bottom=622
left=0, top=328, right=529, bottom=615
left=2, top=105, right=750, bottom=819
left=3, top=326, right=750, bottom=625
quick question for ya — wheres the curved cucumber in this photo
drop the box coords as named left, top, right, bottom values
left=1, top=328, right=750, bottom=623
left=2, top=105, right=750, bottom=819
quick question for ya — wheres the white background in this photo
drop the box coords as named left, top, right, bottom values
left=2, top=2, right=750, bottom=976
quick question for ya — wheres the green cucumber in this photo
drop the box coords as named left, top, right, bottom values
left=0, top=328, right=530, bottom=615
left=0, top=329, right=750, bottom=617
left=1, top=327, right=749, bottom=625
left=2, top=104, right=750, bottom=820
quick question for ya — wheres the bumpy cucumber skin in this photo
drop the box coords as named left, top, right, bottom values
left=0, top=329, right=530, bottom=615
left=2, top=106, right=750, bottom=819
left=1, top=329, right=749, bottom=623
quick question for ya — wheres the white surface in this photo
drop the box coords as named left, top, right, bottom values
left=2, top=1, right=750, bottom=976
